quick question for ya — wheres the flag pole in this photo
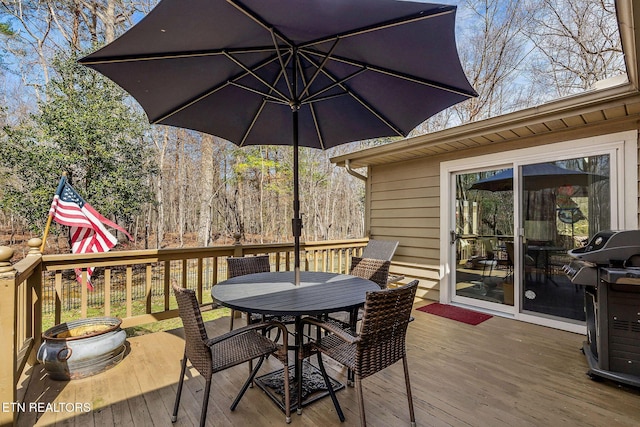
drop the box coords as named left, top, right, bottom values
left=39, top=216, right=53, bottom=253
left=41, top=173, right=68, bottom=253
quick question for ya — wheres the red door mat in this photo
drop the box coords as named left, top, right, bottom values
left=417, top=303, right=492, bottom=325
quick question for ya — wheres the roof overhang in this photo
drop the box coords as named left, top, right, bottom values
left=617, top=0, right=639, bottom=89
left=332, top=0, right=640, bottom=170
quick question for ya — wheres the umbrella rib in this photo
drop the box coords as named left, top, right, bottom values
left=348, top=95, right=405, bottom=138
left=238, top=56, right=293, bottom=144
left=271, top=29, right=294, bottom=100
left=303, top=48, right=478, bottom=98
left=227, top=0, right=294, bottom=49
left=152, top=54, right=283, bottom=123
left=238, top=50, right=294, bottom=106
left=299, top=37, right=341, bottom=100
left=296, top=55, right=325, bottom=149
left=239, top=100, right=268, bottom=147
left=300, top=92, right=349, bottom=105
left=151, top=82, right=231, bottom=124
left=223, top=51, right=290, bottom=103
left=228, top=81, right=287, bottom=104
left=78, top=46, right=277, bottom=65
left=299, top=51, right=405, bottom=138
left=301, top=68, right=367, bottom=104
left=299, top=6, right=456, bottom=50
left=310, top=107, right=324, bottom=149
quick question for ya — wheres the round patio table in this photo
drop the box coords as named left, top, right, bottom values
left=212, top=271, right=378, bottom=412
left=212, top=270, right=378, bottom=316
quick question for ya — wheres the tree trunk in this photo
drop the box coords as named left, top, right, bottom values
left=104, top=0, right=116, bottom=43
left=177, top=130, right=185, bottom=247
left=155, top=128, right=169, bottom=247
left=197, top=135, right=215, bottom=246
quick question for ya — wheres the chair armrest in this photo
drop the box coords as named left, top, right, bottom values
left=300, top=316, right=359, bottom=345
left=208, top=320, right=288, bottom=348
left=387, top=274, right=405, bottom=285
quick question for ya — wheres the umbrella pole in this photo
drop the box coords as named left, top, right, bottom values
left=292, top=47, right=302, bottom=286
left=292, top=105, right=302, bottom=286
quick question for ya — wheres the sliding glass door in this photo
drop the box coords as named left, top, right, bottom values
left=453, top=167, right=515, bottom=308
left=450, top=154, right=612, bottom=324
left=520, top=156, right=610, bottom=321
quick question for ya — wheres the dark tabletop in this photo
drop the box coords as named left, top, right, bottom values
left=212, top=271, right=379, bottom=316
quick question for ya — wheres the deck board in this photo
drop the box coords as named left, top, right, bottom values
left=18, top=301, right=640, bottom=427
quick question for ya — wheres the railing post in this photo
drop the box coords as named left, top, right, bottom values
left=26, top=239, right=43, bottom=366
left=233, top=232, right=243, bottom=257
left=0, top=246, right=17, bottom=427
left=230, top=233, right=243, bottom=323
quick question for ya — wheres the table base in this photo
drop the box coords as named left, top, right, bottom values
left=255, top=360, right=344, bottom=412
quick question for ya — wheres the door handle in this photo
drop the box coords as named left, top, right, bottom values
left=450, top=230, right=460, bottom=245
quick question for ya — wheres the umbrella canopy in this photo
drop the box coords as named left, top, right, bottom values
left=80, top=0, right=477, bottom=282
left=469, top=164, right=608, bottom=192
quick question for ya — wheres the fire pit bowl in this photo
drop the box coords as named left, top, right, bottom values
left=37, top=317, right=126, bottom=380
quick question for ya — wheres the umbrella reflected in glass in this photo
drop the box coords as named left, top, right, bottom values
left=469, top=162, right=608, bottom=241
left=469, top=163, right=608, bottom=192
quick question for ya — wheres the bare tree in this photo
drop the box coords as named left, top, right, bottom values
left=2, top=0, right=55, bottom=96
left=197, top=134, right=215, bottom=246
left=152, top=127, right=170, bottom=247
left=525, top=0, right=624, bottom=97
left=454, top=0, right=534, bottom=122
left=413, top=0, right=535, bottom=133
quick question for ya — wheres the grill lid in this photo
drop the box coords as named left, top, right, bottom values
left=568, top=230, right=640, bottom=265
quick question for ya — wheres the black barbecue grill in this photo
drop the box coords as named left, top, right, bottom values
left=565, top=230, right=640, bottom=387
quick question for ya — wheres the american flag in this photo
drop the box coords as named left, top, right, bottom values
left=48, top=176, right=133, bottom=288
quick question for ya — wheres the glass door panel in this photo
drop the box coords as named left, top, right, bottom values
left=453, top=168, right=514, bottom=306
left=520, top=156, right=610, bottom=321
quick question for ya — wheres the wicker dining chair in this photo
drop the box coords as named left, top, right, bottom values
left=326, top=256, right=391, bottom=331
left=226, top=255, right=296, bottom=330
left=350, top=256, right=391, bottom=289
left=361, top=239, right=405, bottom=286
left=226, top=255, right=271, bottom=330
left=171, top=283, right=291, bottom=426
left=361, top=239, right=399, bottom=261
left=301, top=280, right=418, bottom=427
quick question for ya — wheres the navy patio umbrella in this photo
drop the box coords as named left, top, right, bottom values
left=80, top=0, right=477, bottom=283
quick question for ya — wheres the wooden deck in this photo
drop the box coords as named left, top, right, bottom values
left=17, top=300, right=640, bottom=427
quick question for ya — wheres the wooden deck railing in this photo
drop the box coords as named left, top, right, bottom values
left=0, top=236, right=368, bottom=426
left=1, top=241, right=43, bottom=427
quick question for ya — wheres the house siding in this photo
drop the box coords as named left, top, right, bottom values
left=367, top=129, right=640, bottom=301
left=369, top=157, right=442, bottom=299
